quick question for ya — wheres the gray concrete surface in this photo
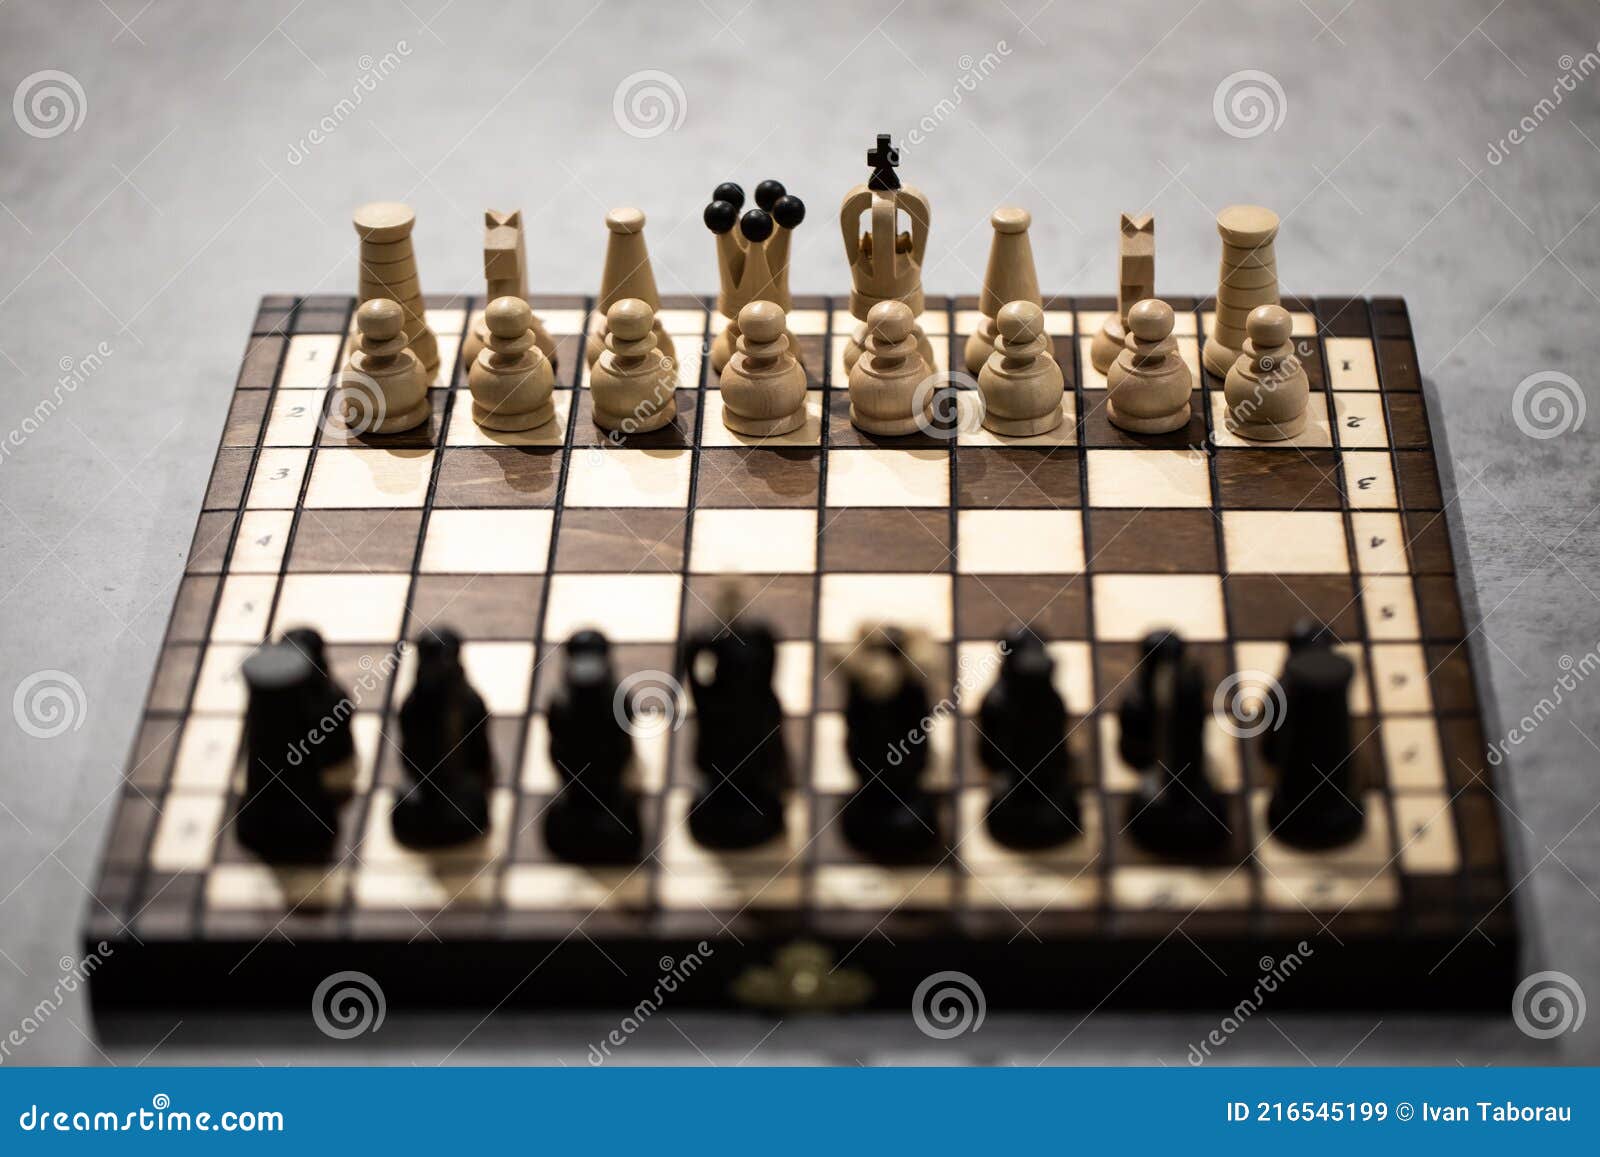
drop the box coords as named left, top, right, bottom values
left=2, top=0, right=1598, bottom=1065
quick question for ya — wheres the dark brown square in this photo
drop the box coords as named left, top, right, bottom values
left=667, top=716, right=811, bottom=791
left=1425, top=644, right=1478, bottom=713
left=1385, top=394, right=1431, bottom=447
left=1315, top=298, right=1370, bottom=337
left=1293, top=337, right=1327, bottom=392
left=204, top=448, right=254, bottom=510
left=410, top=574, right=546, bottom=639
left=1105, top=792, right=1250, bottom=866
left=822, top=508, right=950, bottom=572
left=290, top=508, right=423, bottom=572
left=533, top=643, right=676, bottom=714
left=1081, top=389, right=1207, bottom=449
left=1224, top=575, right=1360, bottom=642
left=149, top=644, right=201, bottom=713
left=133, top=872, right=202, bottom=939
left=168, top=575, right=220, bottom=643
left=1095, top=641, right=1234, bottom=700
left=1214, top=449, right=1342, bottom=509
left=809, top=791, right=954, bottom=866
left=1438, top=716, right=1492, bottom=792
left=186, top=511, right=235, bottom=574
left=103, top=797, right=160, bottom=868
left=222, top=391, right=269, bottom=447
left=826, top=389, right=951, bottom=448
left=696, top=449, right=819, bottom=507
left=126, top=715, right=183, bottom=792
left=1414, top=575, right=1465, bottom=639
left=1087, top=509, right=1218, bottom=572
left=1455, top=793, right=1505, bottom=870
left=957, top=575, right=1088, bottom=639
left=1378, top=337, right=1421, bottom=391
left=956, top=448, right=1080, bottom=508
left=435, top=448, right=562, bottom=508
left=252, top=305, right=293, bottom=339
left=324, top=646, right=399, bottom=708
left=238, top=335, right=285, bottom=387
left=1394, top=451, right=1443, bottom=509
left=554, top=508, right=686, bottom=572
left=684, top=574, right=815, bottom=638
left=1404, top=510, right=1455, bottom=573
left=572, top=389, right=697, bottom=449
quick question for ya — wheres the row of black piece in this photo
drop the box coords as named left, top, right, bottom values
left=235, top=619, right=1363, bottom=867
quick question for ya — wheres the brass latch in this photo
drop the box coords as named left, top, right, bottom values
left=732, top=940, right=873, bottom=1011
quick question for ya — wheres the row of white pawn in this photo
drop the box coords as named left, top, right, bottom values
left=341, top=291, right=1308, bottom=443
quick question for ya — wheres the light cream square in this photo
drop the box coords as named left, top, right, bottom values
left=245, top=447, right=310, bottom=509
left=1369, top=643, right=1433, bottom=714
left=1342, top=450, right=1398, bottom=509
left=396, top=640, right=534, bottom=716
left=825, top=449, right=949, bottom=507
left=304, top=448, right=434, bottom=509
left=171, top=715, right=243, bottom=792
left=273, top=573, right=410, bottom=642
left=811, top=711, right=953, bottom=793
left=1324, top=337, right=1380, bottom=390
left=1207, top=391, right=1334, bottom=449
left=1092, top=574, right=1226, bottom=640
left=1086, top=449, right=1212, bottom=508
left=150, top=794, right=225, bottom=872
left=542, top=574, right=682, bottom=642
left=700, top=390, right=823, bottom=447
left=1350, top=511, right=1410, bottom=574
left=1223, top=510, right=1350, bottom=573
left=689, top=508, right=817, bottom=573
left=279, top=334, right=343, bottom=391
left=420, top=509, right=554, bottom=573
left=1361, top=575, right=1421, bottom=640
left=819, top=574, right=952, bottom=641
left=444, top=391, right=568, bottom=447
left=957, top=509, right=1084, bottom=573
left=1333, top=393, right=1390, bottom=447
left=955, top=640, right=1093, bottom=716
left=563, top=448, right=691, bottom=507
left=1382, top=717, right=1446, bottom=790
left=192, top=644, right=253, bottom=714
left=211, top=575, right=278, bottom=643
left=263, top=390, right=324, bottom=445
left=955, top=391, right=1077, bottom=447
left=521, top=715, right=671, bottom=794
left=229, top=510, right=294, bottom=573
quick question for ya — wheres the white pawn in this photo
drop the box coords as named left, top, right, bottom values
left=719, top=300, right=807, bottom=437
left=468, top=296, right=555, bottom=431
left=342, top=298, right=430, bottom=434
left=1224, top=304, right=1309, bottom=440
left=1106, top=299, right=1191, bottom=434
left=977, top=301, right=1063, bottom=437
left=848, top=301, right=933, bottom=436
left=591, top=298, right=677, bottom=434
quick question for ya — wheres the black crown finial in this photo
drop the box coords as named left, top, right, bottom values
left=866, top=133, right=901, bottom=192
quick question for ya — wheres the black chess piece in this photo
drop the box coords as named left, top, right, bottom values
left=683, top=620, right=787, bottom=850
left=544, top=630, right=642, bottom=864
left=979, top=630, right=1081, bottom=849
left=1265, top=624, right=1364, bottom=849
left=841, top=628, right=942, bottom=862
left=391, top=630, right=492, bottom=849
left=236, top=639, right=342, bottom=863
left=1118, top=629, right=1230, bottom=856
left=280, top=626, right=354, bottom=766
left=866, top=133, right=901, bottom=191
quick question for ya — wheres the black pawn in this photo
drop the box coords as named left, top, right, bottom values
left=841, top=629, right=941, bottom=862
left=684, top=621, right=787, bottom=850
left=544, top=631, right=642, bottom=864
left=391, top=630, right=492, bottom=849
left=281, top=626, right=354, bottom=766
left=1118, top=629, right=1229, bottom=856
left=237, top=641, right=341, bottom=863
left=1265, top=628, right=1363, bottom=848
left=980, top=631, right=1080, bottom=849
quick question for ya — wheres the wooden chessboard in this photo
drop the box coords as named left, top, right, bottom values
left=86, top=291, right=1517, bottom=1012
